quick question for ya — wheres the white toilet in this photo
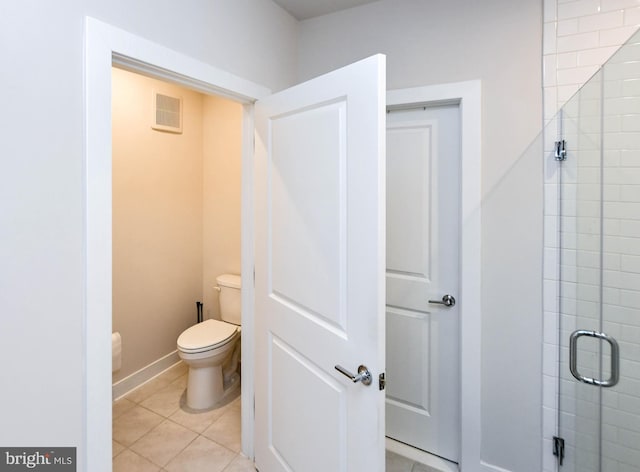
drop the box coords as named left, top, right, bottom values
left=177, top=274, right=241, bottom=410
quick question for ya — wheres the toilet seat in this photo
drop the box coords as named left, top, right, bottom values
left=177, top=319, right=238, bottom=354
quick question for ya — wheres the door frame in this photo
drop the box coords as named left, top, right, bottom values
left=84, top=17, right=266, bottom=471
left=387, top=83, right=482, bottom=471
left=86, top=18, right=482, bottom=471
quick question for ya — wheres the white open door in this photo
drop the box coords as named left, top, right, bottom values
left=254, top=55, right=386, bottom=472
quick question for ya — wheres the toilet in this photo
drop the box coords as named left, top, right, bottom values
left=177, top=274, right=241, bottom=410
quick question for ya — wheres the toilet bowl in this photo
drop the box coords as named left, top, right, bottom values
left=177, top=274, right=241, bottom=410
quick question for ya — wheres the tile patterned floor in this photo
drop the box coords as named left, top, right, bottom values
left=386, top=451, right=442, bottom=472
left=113, top=362, right=252, bottom=472
left=113, top=361, right=440, bottom=471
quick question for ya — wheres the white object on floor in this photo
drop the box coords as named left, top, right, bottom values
left=112, top=332, right=122, bottom=373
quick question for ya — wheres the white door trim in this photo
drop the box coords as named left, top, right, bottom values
left=387, top=82, right=482, bottom=471
left=84, top=17, right=266, bottom=471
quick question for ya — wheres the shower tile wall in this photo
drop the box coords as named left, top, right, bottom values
left=543, top=0, right=640, bottom=120
left=543, top=2, right=640, bottom=471
left=600, top=45, right=640, bottom=471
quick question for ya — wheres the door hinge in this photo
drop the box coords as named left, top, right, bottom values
left=553, top=436, right=565, bottom=466
left=555, top=140, right=567, bottom=161
left=379, top=372, right=386, bottom=391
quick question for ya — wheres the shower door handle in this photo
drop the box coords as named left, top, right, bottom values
left=569, top=329, right=620, bottom=388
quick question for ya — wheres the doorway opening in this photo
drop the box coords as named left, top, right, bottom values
left=110, top=66, right=245, bottom=469
left=385, top=102, right=461, bottom=472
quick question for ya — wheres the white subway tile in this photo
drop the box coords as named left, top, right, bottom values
left=557, top=31, right=601, bottom=52
left=562, top=247, right=578, bottom=266
left=604, top=286, right=622, bottom=305
left=578, top=46, right=620, bottom=65
left=545, top=55, right=558, bottom=86
left=579, top=11, right=624, bottom=32
left=604, top=184, right=622, bottom=201
left=545, top=278, right=560, bottom=312
left=542, top=448, right=557, bottom=472
left=620, top=288, right=640, bottom=309
left=605, top=60, right=640, bottom=81
left=558, top=0, right=601, bottom=19
left=559, top=18, right=580, bottom=36
left=620, top=150, right=640, bottom=166
left=622, top=114, right=640, bottom=132
left=620, top=183, right=640, bottom=201
left=558, top=65, right=600, bottom=85
left=604, top=114, right=623, bottom=133
left=559, top=83, right=583, bottom=104
left=601, top=0, right=640, bottom=12
left=544, top=342, right=560, bottom=376
left=545, top=22, right=559, bottom=55
left=545, top=0, right=558, bottom=22
left=621, top=77, right=640, bottom=96
left=607, top=41, right=640, bottom=63
left=604, top=269, right=623, bottom=289
left=558, top=51, right=579, bottom=69
left=604, top=251, right=621, bottom=270
left=624, top=6, right=640, bottom=25
left=606, top=97, right=640, bottom=117
left=619, top=428, right=640, bottom=450
left=600, top=25, right=639, bottom=46
left=604, top=149, right=622, bottom=166
left=621, top=253, right=640, bottom=272
left=545, top=310, right=560, bottom=345
left=546, top=183, right=560, bottom=217
left=605, top=78, right=624, bottom=99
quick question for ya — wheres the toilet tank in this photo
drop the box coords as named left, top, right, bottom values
left=216, top=274, right=241, bottom=325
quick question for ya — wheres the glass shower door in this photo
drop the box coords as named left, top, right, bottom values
left=557, top=29, right=640, bottom=472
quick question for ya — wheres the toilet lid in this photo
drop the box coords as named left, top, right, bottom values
left=177, top=319, right=238, bottom=353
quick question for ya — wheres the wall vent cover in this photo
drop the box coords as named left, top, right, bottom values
left=152, top=91, right=182, bottom=133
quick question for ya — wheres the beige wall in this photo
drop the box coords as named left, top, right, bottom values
left=112, top=68, right=242, bottom=382
left=202, top=95, right=243, bottom=320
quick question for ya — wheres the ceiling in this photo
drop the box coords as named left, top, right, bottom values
left=271, top=0, right=379, bottom=20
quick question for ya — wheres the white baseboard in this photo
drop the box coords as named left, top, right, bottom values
left=112, top=350, right=181, bottom=400
left=386, top=437, right=459, bottom=472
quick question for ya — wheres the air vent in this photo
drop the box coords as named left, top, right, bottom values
left=151, top=91, right=182, bottom=133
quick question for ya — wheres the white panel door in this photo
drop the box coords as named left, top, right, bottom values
left=385, top=104, right=461, bottom=463
left=254, top=55, right=386, bottom=472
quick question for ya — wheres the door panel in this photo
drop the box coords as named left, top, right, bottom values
left=254, top=55, right=386, bottom=472
left=385, top=105, right=461, bottom=463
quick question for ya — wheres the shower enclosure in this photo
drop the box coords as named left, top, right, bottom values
left=552, top=28, right=640, bottom=472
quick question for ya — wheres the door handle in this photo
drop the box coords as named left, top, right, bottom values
left=428, top=294, right=456, bottom=307
left=335, top=364, right=372, bottom=386
left=569, top=329, right=620, bottom=388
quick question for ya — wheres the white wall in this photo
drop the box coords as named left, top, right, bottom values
left=297, top=1, right=544, bottom=471
left=0, top=0, right=296, bottom=465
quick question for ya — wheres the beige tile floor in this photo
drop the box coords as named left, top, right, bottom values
left=113, top=362, right=252, bottom=472
left=113, top=361, right=440, bottom=472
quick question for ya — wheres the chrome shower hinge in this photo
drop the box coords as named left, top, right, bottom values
left=553, top=436, right=565, bottom=466
left=555, top=140, right=567, bottom=161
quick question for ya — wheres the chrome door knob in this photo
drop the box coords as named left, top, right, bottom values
left=335, top=364, right=372, bottom=386
left=428, top=294, right=456, bottom=307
